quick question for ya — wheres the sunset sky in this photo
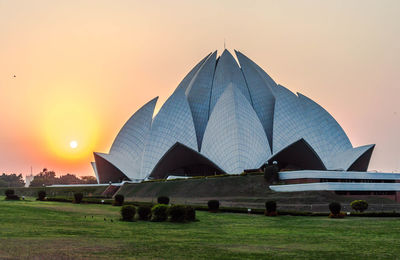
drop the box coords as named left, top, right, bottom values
left=0, top=0, right=399, bottom=177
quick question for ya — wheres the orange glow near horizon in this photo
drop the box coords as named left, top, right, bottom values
left=0, top=1, right=399, bottom=177
left=41, top=99, right=99, bottom=161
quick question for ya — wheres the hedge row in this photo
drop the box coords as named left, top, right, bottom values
left=121, top=204, right=196, bottom=222
left=41, top=196, right=400, bottom=217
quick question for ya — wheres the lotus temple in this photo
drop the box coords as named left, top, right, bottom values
left=92, top=49, right=400, bottom=201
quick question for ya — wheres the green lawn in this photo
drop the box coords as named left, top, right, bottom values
left=0, top=199, right=399, bottom=259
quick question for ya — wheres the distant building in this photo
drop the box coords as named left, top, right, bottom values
left=25, top=174, right=34, bottom=187
left=92, top=49, right=376, bottom=185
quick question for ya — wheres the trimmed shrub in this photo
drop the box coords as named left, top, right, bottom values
left=329, top=202, right=341, bottom=215
left=113, top=194, right=124, bottom=206
left=168, top=205, right=186, bottom=222
left=157, top=196, right=170, bottom=205
left=329, top=202, right=343, bottom=218
left=151, top=204, right=168, bottom=222
left=5, top=189, right=14, bottom=197
left=121, top=205, right=136, bottom=221
left=5, top=194, right=20, bottom=200
left=265, top=200, right=277, bottom=216
left=351, top=200, right=368, bottom=213
left=138, top=206, right=152, bottom=221
left=265, top=200, right=277, bottom=212
left=207, top=200, right=220, bottom=212
left=37, top=190, right=46, bottom=201
left=4, top=189, right=19, bottom=200
left=185, top=206, right=196, bottom=221
left=73, top=193, right=84, bottom=204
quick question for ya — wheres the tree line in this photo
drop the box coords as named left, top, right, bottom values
left=0, top=173, right=25, bottom=187
left=0, top=168, right=97, bottom=187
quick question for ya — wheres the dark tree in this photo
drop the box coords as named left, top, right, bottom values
left=0, top=173, right=25, bottom=187
left=0, top=179, right=8, bottom=187
left=29, top=169, right=58, bottom=187
left=28, top=169, right=98, bottom=187
left=80, top=176, right=97, bottom=184
left=58, top=174, right=81, bottom=185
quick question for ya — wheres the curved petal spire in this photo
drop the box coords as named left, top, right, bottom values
left=110, top=97, right=158, bottom=156
left=106, top=97, right=158, bottom=180
left=327, top=144, right=375, bottom=171
left=185, top=51, right=217, bottom=149
left=272, top=85, right=307, bottom=153
left=201, top=85, right=271, bottom=174
left=93, top=152, right=130, bottom=183
left=209, top=49, right=252, bottom=114
left=90, top=162, right=99, bottom=184
left=297, top=93, right=352, bottom=165
left=235, top=50, right=278, bottom=89
left=174, top=52, right=212, bottom=93
left=141, top=90, right=198, bottom=179
left=235, top=50, right=275, bottom=148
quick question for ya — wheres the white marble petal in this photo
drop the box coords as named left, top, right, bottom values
left=202, top=85, right=271, bottom=174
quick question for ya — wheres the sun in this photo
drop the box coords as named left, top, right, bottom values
left=70, top=140, right=78, bottom=149
left=40, top=92, right=101, bottom=160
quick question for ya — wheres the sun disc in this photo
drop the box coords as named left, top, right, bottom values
left=70, top=140, right=78, bottom=149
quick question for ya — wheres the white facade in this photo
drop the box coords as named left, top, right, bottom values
left=93, top=49, right=375, bottom=183
left=186, top=51, right=217, bottom=149
left=140, top=89, right=199, bottom=179
left=236, top=51, right=275, bottom=148
left=201, top=85, right=271, bottom=173
left=270, top=182, right=400, bottom=192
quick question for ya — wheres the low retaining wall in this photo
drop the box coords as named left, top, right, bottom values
left=115, top=175, right=398, bottom=209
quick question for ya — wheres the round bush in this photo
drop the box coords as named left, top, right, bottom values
left=185, top=206, right=196, bottom=221
left=5, top=189, right=14, bottom=197
left=157, top=196, right=170, bottom=205
left=151, top=204, right=169, bottom=222
left=121, top=205, right=136, bottom=221
left=5, top=194, right=20, bottom=200
left=73, top=193, right=84, bottom=204
left=350, top=200, right=368, bottom=213
left=329, top=202, right=341, bottom=215
left=207, top=200, right=220, bottom=212
left=168, top=205, right=186, bottom=222
left=265, top=201, right=277, bottom=212
left=113, top=194, right=124, bottom=206
left=37, top=190, right=46, bottom=201
left=4, top=189, right=19, bottom=200
left=137, top=206, right=152, bottom=221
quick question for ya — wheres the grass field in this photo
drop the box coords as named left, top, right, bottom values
left=0, top=199, right=399, bottom=259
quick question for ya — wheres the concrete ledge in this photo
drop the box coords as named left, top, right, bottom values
left=279, top=170, right=400, bottom=180
left=270, top=182, right=400, bottom=192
